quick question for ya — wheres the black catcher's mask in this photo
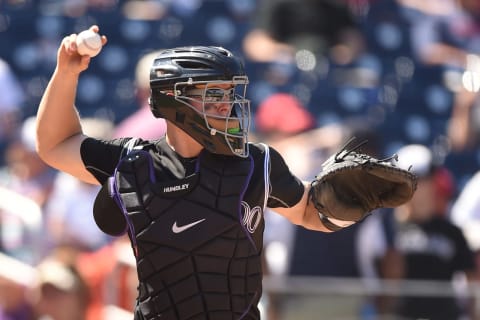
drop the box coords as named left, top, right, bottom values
left=149, top=46, right=250, bottom=157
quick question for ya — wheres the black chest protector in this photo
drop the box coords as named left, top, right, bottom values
left=112, top=149, right=263, bottom=320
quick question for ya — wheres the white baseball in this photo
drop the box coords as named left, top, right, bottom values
left=76, top=30, right=102, bottom=57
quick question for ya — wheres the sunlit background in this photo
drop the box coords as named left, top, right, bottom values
left=1, top=1, right=480, bottom=319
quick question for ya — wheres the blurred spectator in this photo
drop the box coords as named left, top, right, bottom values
left=404, top=0, right=480, bottom=151
left=243, top=0, right=365, bottom=65
left=253, top=92, right=319, bottom=320
left=0, top=252, right=36, bottom=320
left=253, top=93, right=343, bottom=177
left=0, top=58, right=25, bottom=167
left=113, top=50, right=167, bottom=140
left=43, top=171, right=112, bottom=253
left=283, top=119, right=385, bottom=320
left=254, top=93, right=381, bottom=319
left=255, top=96, right=385, bottom=280
left=62, top=0, right=118, bottom=17
left=0, top=116, right=57, bottom=264
left=0, top=186, right=43, bottom=265
left=32, top=256, right=90, bottom=320
left=356, top=144, right=477, bottom=320
left=254, top=93, right=342, bottom=275
left=0, top=116, right=56, bottom=209
left=447, top=86, right=480, bottom=152
left=43, top=118, right=114, bottom=254
left=76, top=238, right=137, bottom=320
left=450, top=170, right=480, bottom=274
left=407, top=0, right=480, bottom=69
left=433, top=165, right=456, bottom=217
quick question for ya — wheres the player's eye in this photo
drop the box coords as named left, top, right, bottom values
left=204, top=88, right=234, bottom=102
left=185, top=88, right=234, bottom=102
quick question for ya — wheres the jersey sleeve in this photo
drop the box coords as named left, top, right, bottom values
left=266, top=145, right=305, bottom=208
left=451, top=224, right=476, bottom=273
left=80, top=137, right=145, bottom=184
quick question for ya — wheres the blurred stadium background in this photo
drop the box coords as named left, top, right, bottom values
left=1, top=0, right=480, bottom=319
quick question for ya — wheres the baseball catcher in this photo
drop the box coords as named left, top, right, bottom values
left=309, top=138, right=418, bottom=231
left=36, top=22, right=418, bottom=319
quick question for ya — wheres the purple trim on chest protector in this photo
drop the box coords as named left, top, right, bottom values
left=110, top=150, right=157, bottom=251
left=239, top=154, right=257, bottom=252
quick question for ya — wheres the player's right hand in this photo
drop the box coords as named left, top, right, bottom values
left=56, top=25, right=108, bottom=76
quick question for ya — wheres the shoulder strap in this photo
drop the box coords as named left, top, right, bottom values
left=120, top=138, right=158, bottom=160
left=257, top=143, right=271, bottom=211
left=120, top=138, right=143, bottom=159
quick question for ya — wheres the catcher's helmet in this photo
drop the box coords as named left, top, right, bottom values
left=149, top=46, right=250, bottom=157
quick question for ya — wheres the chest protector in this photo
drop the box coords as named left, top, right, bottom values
left=112, top=149, right=263, bottom=320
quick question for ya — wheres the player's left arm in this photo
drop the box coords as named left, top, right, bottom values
left=267, top=139, right=417, bottom=233
left=264, top=145, right=331, bottom=232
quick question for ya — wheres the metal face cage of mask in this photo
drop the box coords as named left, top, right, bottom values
left=175, top=77, right=250, bottom=157
left=150, top=77, right=251, bottom=158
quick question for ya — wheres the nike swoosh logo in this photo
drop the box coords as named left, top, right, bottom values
left=172, top=219, right=206, bottom=234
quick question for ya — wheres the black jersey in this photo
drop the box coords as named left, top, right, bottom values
left=81, top=136, right=304, bottom=319
left=81, top=137, right=304, bottom=209
left=392, top=216, right=476, bottom=320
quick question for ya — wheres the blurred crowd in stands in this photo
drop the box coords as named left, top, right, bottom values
left=1, top=0, right=480, bottom=319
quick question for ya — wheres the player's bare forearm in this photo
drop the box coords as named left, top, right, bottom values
left=36, top=69, right=82, bottom=156
left=299, top=182, right=334, bottom=232
left=35, top=27, right=106, bottom=185
left=35, top=70, right=98, bottom=184
left=272, top=182, right=333, bottom=232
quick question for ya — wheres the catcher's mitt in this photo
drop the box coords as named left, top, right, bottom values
left=309, top=138, right=417, bottom=231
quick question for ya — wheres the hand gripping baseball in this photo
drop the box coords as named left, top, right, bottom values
left=309, top=138, right=418, bottom=231
left=58, top=25, right=107, bottom=74
left=76, top=29, right=103, bottom=57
